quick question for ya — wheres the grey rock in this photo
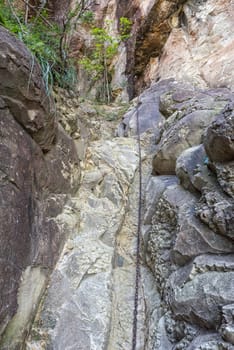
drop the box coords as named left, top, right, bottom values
left=116, top=79, right=177, bottom=137
left=213, top=161, right=234, bottom=198
left=26, top=136, right=147, bottom=350
left=196, top=190, right=234, bottom=240
left=159, top=87, right=233, bottom=121
left=159, top=86, right=196, bottom=118
left=144, top=175, right=178, bottom=225
left=176, top=145, right=207, bottom=192
left=153, top=109, right=219, bottom=175
left=50, top=271, right=112, bottom=350
left=187, top=333, right=233, bottom=350
left=153, top=315, right=174, bottom=350
left=168, top=262, right=234, bottom=328
left=221, top=304, right=234, bottom=345
left=204, top=104, right=234, bottom=163
left=190, top=254, right=234, bottom=277
left=192, top=163, right=218, bottom=193
left=173, top=202, right=234, bottom=265
left=147, top=183, right=195, bottom=287
left=153, top=84, right=233, bottom=175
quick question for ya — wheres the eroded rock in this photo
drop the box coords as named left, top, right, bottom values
left=153, top=109, right=224, bottom=175
left=146, top=82, right=234, bottom=349
left=221, top=304, right=234, bottom=346
left=176, top=145, right=207, bottom=193
left=204, top=104, right=234, bottom=163
left=173, top=202, right=234, bottom=265
left=152, top=84, right=232, bottom=175
left=214, top=161, right=234, bottom=198
left=196, top=190, right=234, bottom=240
left=168, top=261, right=234, bottom=328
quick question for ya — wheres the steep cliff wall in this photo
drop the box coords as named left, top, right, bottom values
left=70, top=0, right=234, bottom=98
left=154, top=0, right=234, bottom=90
left=0, top=26, right=80, bottom=349
left=116, top=0, right=234, bottom=95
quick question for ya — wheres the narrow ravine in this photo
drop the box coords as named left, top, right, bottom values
left=1, top=1, right=234, bottom=349
left=25, top=105, right=159, bottom=350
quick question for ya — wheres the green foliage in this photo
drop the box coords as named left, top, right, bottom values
left=79, top=24, right=120, bottom=103
left=91, top=26, right=119, bottom=59
left=0, top=0, right=77, bottom=91
left=0, top=0, right=23, bottom=32
left=119, top=17, right=132, bottom=41
left=80, top=10, right=94, bottom=24
left=79, top=56, right=103, bottom=80
left=79, top=17, right=132, bottom=103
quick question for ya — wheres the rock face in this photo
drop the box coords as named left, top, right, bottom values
left=144, top=0, right=234, bottom=92
left=22, top=77, right=234, bottom=350
left=37, top=0, right=234, bottom=100
left=152, top=82, right=233, bottom=174
left=1, top=0, right=234, bottom=349
left=68, top=0, right=194, bottom=99
left=98, top=0, right=234, bottom=97
left=142, top=80, right=234, bottom=349
left=24, top=104, right=161, bottom=349
left=118, top=0, right=188, bottom=95
left=0, top=26, right=80, bottom=348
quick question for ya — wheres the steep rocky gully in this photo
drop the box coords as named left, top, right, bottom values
left=0, top=0, right=234, bottom=350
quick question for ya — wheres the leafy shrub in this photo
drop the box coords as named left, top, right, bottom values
left=80, top=10, right=94, bottom=24
left=119, top=16, right=132, bottom=41
left=0, top=0, right=77, bottom=92
left=79, top=17, right=132, bottom=103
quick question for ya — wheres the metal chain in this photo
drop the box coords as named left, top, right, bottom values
left=132, top=98, right=143, bottom=350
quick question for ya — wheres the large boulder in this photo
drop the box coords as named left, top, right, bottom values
left=204, top=103, right=234, bottom=163
left=116, top=79, right=173, bottom=137
left=168, top=255, right=234, bottom=328
left=152, top=86, right=233, bottom=175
